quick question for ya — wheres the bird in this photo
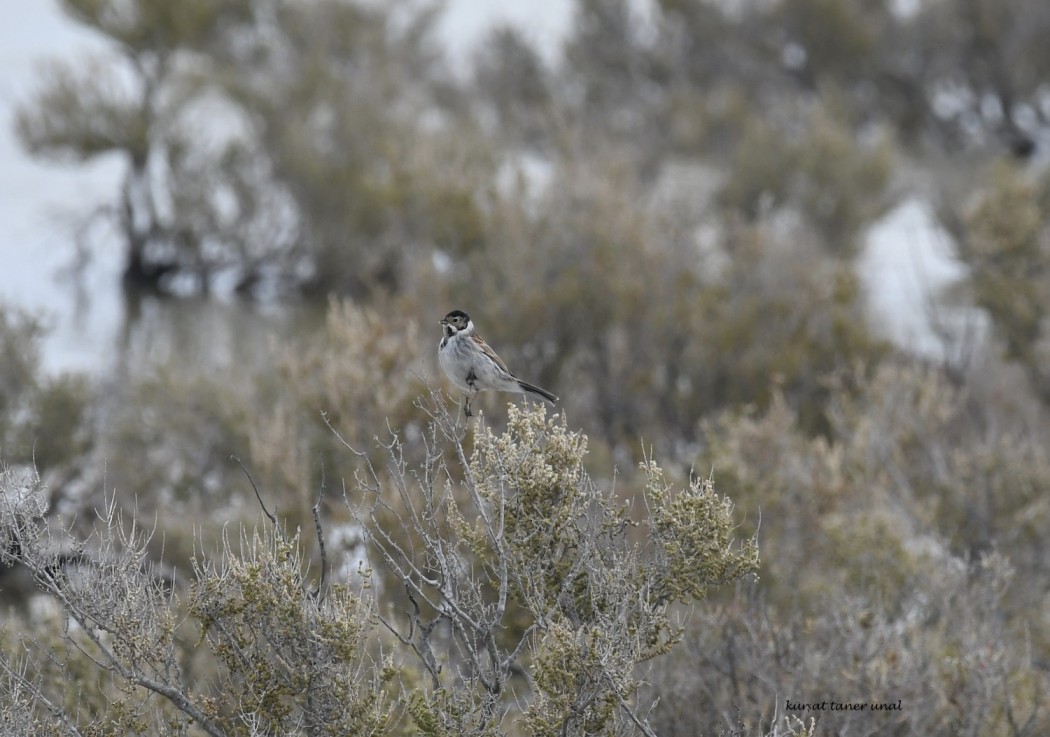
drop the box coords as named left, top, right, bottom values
left=438, top=309, right=558, bottom=417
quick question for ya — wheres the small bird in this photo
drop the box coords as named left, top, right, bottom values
left=438, top=309, right=558, bottom=417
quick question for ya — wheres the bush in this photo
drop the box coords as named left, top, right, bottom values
left=951, top=164, right=1050, bottom=405
left=1, top=401, right=757, bottom=736
left=0, top=306, right=91, bottom=474
left=718, top=104, right=894, bottom=257
left=653, top=362, right=1050, bottom=734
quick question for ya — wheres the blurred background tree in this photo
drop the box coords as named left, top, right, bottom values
left=16, top=0, right=460, bottom=296
left=6, top=0, right=1050, bottom=733
left=945, top=164, right=1050, bottom=405
left=16, top=0, right=256, bottom=290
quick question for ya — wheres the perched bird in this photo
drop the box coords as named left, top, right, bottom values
left=438, top=309, right=558, bottom=417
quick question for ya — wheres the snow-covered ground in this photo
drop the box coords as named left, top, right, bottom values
left=860, top=196, right=976, bottom=357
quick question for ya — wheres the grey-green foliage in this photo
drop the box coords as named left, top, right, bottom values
left=0, top=465, right=392, bottom=737
left=910, top=0, right=1050, bottom=152
left=950, top=164, right=1050, bottom=404
left=645, top=363, right=1050, bottom=735
left=473, top=25, right=552, bottom=146
left=215, top=0, right=453, bottom=297
left=0, top=306, right=90, bottom=471
left=190, top=529, right=395, bottom=736
left=0, top=398, right=757, bottom=736
left=623, top=0, right=1050, bottom=154
left=718, top=104, right=894, bottom=257
left=354, top=400, right=758, bottom=736
left=16, top=0, right=257, bottom=288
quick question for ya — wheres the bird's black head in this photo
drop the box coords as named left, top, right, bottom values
left=441, top=309, right=472, bottom=337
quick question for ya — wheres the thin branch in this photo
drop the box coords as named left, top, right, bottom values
left=311, top=454, right=328, bottom=601
left=0, top=650, right=85, bottom=737
left=322, top=411, right=362, bottom=455
left=45, top=578, right=226, bottom=737
left=402, top=581, right=444, bottom=689
left=232, top=455, right=278, bottom=531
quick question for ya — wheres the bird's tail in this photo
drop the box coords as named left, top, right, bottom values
left=518, top=380, right=558, bottom=405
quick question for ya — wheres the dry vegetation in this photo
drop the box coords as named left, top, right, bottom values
left=4, top=0, right=1050, bottom=735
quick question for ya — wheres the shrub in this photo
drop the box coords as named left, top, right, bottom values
left=0, top=306, right=91, bottom=474
left=0, top=401, right=757, bottom=736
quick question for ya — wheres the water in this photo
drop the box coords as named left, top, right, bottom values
left=0, top=0, right=583, bottom=377
left=0, top=0, right=125, bottom=373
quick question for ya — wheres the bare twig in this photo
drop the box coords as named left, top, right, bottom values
left=611, top=671, right=660, bottom=737
left=402, top=580, right=444, bottom=689
left=32, top=565, right=227, bottom=737
left=232, top=455, right=278, bottom=531
left=311, top=455, right=328, bottom=601
left=0, top=651, right=85, bottom=737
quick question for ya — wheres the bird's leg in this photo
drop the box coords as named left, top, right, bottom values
left=464, top=369, right=478, bottom=417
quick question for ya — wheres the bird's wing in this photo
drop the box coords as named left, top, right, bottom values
left=473, top=334, right=511, bottom=374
